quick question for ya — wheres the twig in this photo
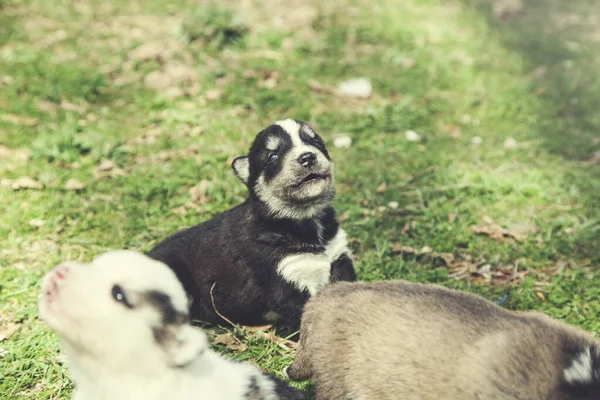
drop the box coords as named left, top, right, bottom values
left=398, top=182, right=472, bottom=196
left=210, top=282, right=237, bottom=328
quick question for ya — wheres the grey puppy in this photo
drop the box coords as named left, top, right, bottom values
left=286, top=280, right=600, bottom=400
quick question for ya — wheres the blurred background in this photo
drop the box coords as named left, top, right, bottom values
left=0, top=0, right=599, bottom=398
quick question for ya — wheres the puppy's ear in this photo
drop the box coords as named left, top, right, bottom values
left=232, top=156, right=250, bottom=185
left=167, top=325, right=209, bottom=367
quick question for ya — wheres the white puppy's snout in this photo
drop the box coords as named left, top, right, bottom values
left=53, top=264, right=70, bottom=281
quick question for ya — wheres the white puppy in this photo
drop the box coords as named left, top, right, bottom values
left=38, top=250, right=303, bottom=400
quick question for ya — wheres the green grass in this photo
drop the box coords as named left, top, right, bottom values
left=1, top=0, right=599, bottom=398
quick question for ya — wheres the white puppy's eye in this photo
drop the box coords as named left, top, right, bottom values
left=267, top=153, right=279, bottom=163
left=111, top=284, right=131, bottom=308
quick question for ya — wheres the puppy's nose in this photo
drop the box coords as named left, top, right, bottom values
left=298, top=152, right=317, bottom=167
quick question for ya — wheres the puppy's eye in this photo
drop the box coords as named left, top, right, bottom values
left=267, top=153, right=279, bottom=163
left=111, top=285, right=131, bottom=308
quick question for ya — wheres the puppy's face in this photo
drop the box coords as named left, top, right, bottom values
left=38, top=250, right=208, bottom=370
left=233, top=119, right=335, bottom=219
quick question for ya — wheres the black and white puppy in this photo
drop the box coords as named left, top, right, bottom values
left=148, top=118, right=356, bottom=329
left=38, top=251, right=303, bottom=400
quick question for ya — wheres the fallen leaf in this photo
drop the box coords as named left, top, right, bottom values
left=391, top=244, right=418, bottom=255
left=535, top=292, right=546, bottom=301
left=258, top=71, right=280, bottom=89
left=0, top=114, right=39, bottom=126
left=243, top=324, right=273, bottom=333
left=337, top=78, right=372, bottom=98
left=307, top=79, right=336, bottom=94
left=97, top=160, right=116, bottom=171
left=471, top=217, right=527, bottom=242
left=419, top=246, right=433, bottom=255
left=530, top=66, right=547, bottom=80
left=65, top=178, right=85, bottom=191
left=189, top=180, right=211, bottom=205
left=338, top=210, right=350, bottom=222
left=172, top=206, right=188, bottom=216
left=436, top=252, right=455, bottom=266
left=376, top=182, right=387, bottom=193
left=0, top=322, right=22, bottom=341
left=242, top=69, right=258, bottom=79
left=11, top=177, right=43, bottom=190
left=212, top=333, right=248, bottom=351
left=448, top=212, right=457, bottom=223
left=204, top=88, right=223, bottom=101
left=492, top=0, right=523, bottom=18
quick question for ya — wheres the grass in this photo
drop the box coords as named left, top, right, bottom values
left=1, top=0, right=599, bottom=398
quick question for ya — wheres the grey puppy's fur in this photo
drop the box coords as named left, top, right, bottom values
left=286, top=280, right=600, bottom=400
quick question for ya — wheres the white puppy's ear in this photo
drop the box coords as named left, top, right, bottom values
left=232, top=156, right=250, bottom=185
left=167, top=325, right=209, bottom=367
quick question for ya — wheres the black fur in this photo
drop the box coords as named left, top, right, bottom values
left=148, top=121, right=356, bottom=329
left=558, top=339, right=600, bottom=399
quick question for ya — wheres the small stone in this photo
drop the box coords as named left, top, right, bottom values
left=29, top=219, right=46, bottom=227
left=504, top=137, right=518, bottom=149
left=337, top=78, right=372, bottom=99
left=471, top=136, right=483, bottom=146
left=405, top=130, right=421, bottom=142
left=387, top=201, right=399, bottom=209
left=333, top=135, right=352, bottom=149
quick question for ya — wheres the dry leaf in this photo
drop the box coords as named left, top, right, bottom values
left=172, top=206, right=188, bottom=216
left=419, top=246, right=433, bottom=254
left=205, top=88, right=224, bottom=101
left=391, top=244, right=417, bottom=255
left=11, top=177, right=43, bottom=190
left=65, top=178, right=85, bottom=191
left=97, top=160, right=116, bottom=171
left=471, top=216, right=528, bottom=242
left=535, top=292, right=546, bottom=301
left=338, top=211, right=350, bottom=222
left=243, top=324, right=273, bottom=333
left=213, top=333, right=248, bottom=351
left=1, top=114, right=39, bottom=126
left=493, top=0, right=524, bottom=18
left=189, top=180, right=211, bottom=205
left=258, top=71, right=280, bottom=89
left=307, top=79, right=336, bottom=94
left=448, top=212, right=457, bottom=223
left=0, top=322, right=22, bottom=341
left=376, top=182, right=386, bottom=193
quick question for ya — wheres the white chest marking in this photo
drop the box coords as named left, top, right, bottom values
left=277, top=228, right=351, bottom=295
left=564, top=348, right=593, bottom=383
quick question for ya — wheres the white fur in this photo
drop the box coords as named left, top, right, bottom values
left=266, top=136, right=281, bottom=151
left=325, top=228, right=350, bottom=261
left=232, top=157, right=250, bottom=185
left=38, top=250, right=288, bottom=400
left=277, top=228, right=351, bottom=295
left=277, top=253, right=331, bottom=295
left=564, top=348, right=593, bottom=383
left=254, top=174, right=328, bottom=220
left=275, top=118, right=316, bottom=161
